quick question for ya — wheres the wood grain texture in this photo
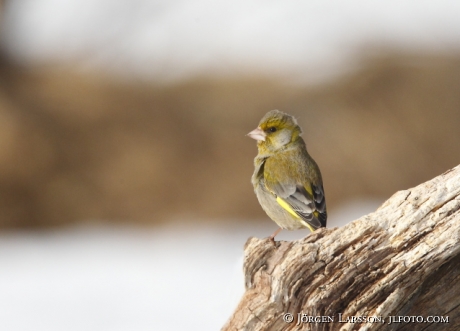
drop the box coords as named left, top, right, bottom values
left=223, top=166, right=460, bottom=331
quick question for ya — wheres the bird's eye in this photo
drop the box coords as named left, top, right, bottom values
left=268, top=127, right=277, bottom=133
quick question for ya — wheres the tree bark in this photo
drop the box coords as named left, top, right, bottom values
left=223, top=166, right=460, bottom=331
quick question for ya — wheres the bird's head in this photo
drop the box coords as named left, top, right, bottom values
left=247, top=110, right=302, bottom=153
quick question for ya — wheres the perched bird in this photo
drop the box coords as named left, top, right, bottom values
left=247, top=110, right=327, bottom=240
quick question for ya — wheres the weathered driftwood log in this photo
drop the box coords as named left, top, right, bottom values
left=223, top=166, right=460, bottom=331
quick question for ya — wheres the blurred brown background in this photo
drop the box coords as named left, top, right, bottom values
left=1, top=1, right=460, bottom=229
left=2, top=3, right=460, bottom=331
left=0, top=51, right=459, bottom=228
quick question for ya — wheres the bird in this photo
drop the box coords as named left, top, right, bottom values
left=247, top=109, right=327, bottom=240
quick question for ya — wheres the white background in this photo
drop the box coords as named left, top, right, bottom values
left=2, top=0, right=460, bottom=82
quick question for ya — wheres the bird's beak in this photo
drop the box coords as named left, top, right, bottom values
left=247, top=127, right=266, bottom=141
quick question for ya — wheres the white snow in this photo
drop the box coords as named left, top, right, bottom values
left=2, top=1, right=460, bottom=82
left=0, top=200, right=381, bottom=331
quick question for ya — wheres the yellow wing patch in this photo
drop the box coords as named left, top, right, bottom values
left=276, top=196, right=299, bottom=218
left=276, top=196, right=315, bottom=232
left=304, top=183, right=313, bottom=196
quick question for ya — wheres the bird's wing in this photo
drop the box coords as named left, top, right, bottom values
left=267, top=181, right=327, bottom=230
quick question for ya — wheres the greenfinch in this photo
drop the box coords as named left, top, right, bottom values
left=247, top=110, right=327, bottom=240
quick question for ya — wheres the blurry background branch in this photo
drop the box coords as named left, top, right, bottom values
left=223, top=166, right=460, bottom=331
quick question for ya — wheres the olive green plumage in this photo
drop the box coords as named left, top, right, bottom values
left=247, top=110, right=327, bottom=237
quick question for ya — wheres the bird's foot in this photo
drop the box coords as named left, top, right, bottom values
left=267, top=227, right=282, bottom=246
